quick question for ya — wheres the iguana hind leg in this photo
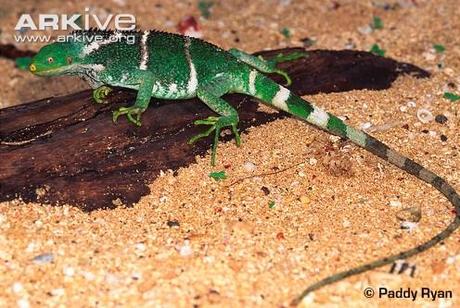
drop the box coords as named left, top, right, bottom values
left=188, top=74, right=240, bottom=166
left=228, top=48, right=306, bottom=86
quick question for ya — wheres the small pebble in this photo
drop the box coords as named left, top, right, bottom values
left=389, top=200, right=402, bottom=207
left=243, top=161, right=256, bottom=172
left=167, top=220, right=180, bottom=228
left=82, top=271, right=95, bottom=281
left=131, top=272, right=142, bottom=280
left=0, top=213, right=6, bottom=225
left=32, top=253, right=54, bottom=265
left=308, top=157, right=317, bottom=166
left=17, top=298, right=30, bottom=308
left=300, top=196, right=309, bottom=205
left=179, top=240, right=193, bottom=257
left=105, top=273, right=119, bottom=285
left=63, top=266, right=75, bottom=277
left=400, top=221, right=418, bottom=231
left=444, top=68, right=454, bottom=77
left=407, top=101, right=416, bottom=108
left=344, top=40, right=356, bottom=49
left=416, top=108, right=434, bottom=123
left=447, top=255, right=458, bottom=265
left=261, top=186, right=270, bottom=195
left=329, top=135, right=341, bottom=143
left=112, top=198, right=123, bottom=206
left=357, top=25, right=373, bottom=35
left=301, top=37, right=315, bottom=48
left=50, top=288, right=65, bottom=297
left=12, top=282, right=23, bottom=293
left=134, top=242, right=146, bottom=252
left=360, top=122, right=372, bottom=130
left=299, top=293, right=315, bottom=305
left=26, top=243, right=37, bottom=253
left=396, top=206, right=422, bottom=223
left=435, top=114, right=448, bottom=124
left=440, top=134, right=448, bottom=142
left=423, top=52, right=436, bottom=61
left=112, top=0, right=126, bottom=6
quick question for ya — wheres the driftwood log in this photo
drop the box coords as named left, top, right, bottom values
left=0, top=47, right=429, bottom=211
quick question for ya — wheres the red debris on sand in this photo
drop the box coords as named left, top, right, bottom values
left=178, top=16, right=203, bottom=38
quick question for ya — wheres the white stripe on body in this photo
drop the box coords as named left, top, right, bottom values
left=184, top=37, right=198, bottom=96
left=307, top=107, right=330, bottom=128
left=139, top=31, right=150, bottom=70
left=272, top=86, right=290, bottom=111
left=248, top=70, right=257, bottom=95
left=82, top=32, right=123, bottom=55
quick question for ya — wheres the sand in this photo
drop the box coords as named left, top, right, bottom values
left=0, top=0, right=459, bottom=306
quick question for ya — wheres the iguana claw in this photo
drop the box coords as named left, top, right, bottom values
left=267, top=51, right=307, bottom=86
left=92, top=85, right=113, bottom=104
left=188, top=116, right=241, bottom=166
left=112, top=106, right=145, bottom=126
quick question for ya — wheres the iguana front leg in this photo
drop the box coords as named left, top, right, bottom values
left=228, top=48, right=306, bottom=86
left=112, top=70, right=155, bottom=126
left=92, top=85, right=112, bottom=104
left=188, top=74, right=240, bottom=166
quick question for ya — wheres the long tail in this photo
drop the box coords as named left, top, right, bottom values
left=246, top=72, right=460, bottom=304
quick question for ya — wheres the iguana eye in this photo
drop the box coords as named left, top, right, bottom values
left=48, top=57, right=54, bottom=63
left=67, top=57, right=73, bottom=64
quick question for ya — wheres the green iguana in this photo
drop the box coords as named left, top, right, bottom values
left=29, top=29, right=459, bottom=304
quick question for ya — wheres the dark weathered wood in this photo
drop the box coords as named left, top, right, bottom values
left=0, top=43, right=36, bottom=59
left=0, top=48, right=429, bottom=211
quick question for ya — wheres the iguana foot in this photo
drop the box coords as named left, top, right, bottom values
left=188, top=115, right=241, bottom=166
left=268, top=51, right=307, bottom=64
left=92, top=85, right=113, bottom=104
left=266, top=51, right=307, bottom=86
left=275, top=69, right=292, bottom=86
left=112, top=106, right=145, bottom=126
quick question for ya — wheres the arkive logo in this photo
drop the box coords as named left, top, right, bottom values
left=15, top=7, right=136, bottom=31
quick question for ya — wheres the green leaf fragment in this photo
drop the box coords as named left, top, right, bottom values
left=369, top=44, right=385, bottom=57
left=280, top=27, right=291, bottom=38
left=443, top=92, right=460, bottom=102
left=209, top=171, right=227, bottom=181
left=15, top=56, right=32, bottom=71
left=198, top=0, right=213, bottom=19
left=269, top=200, right=276, bottom=209
left=433, top=44, right=445, bottom=53
left=371, top=16, right=383, bottom=30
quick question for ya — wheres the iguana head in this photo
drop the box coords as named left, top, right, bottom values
left=29, top=42, right=82, bottom=76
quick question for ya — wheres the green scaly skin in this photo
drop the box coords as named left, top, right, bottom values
left=29, top=29, right=459, bottom=305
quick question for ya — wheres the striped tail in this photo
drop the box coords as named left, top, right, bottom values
left=247, top=72, right=460, bottom=304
